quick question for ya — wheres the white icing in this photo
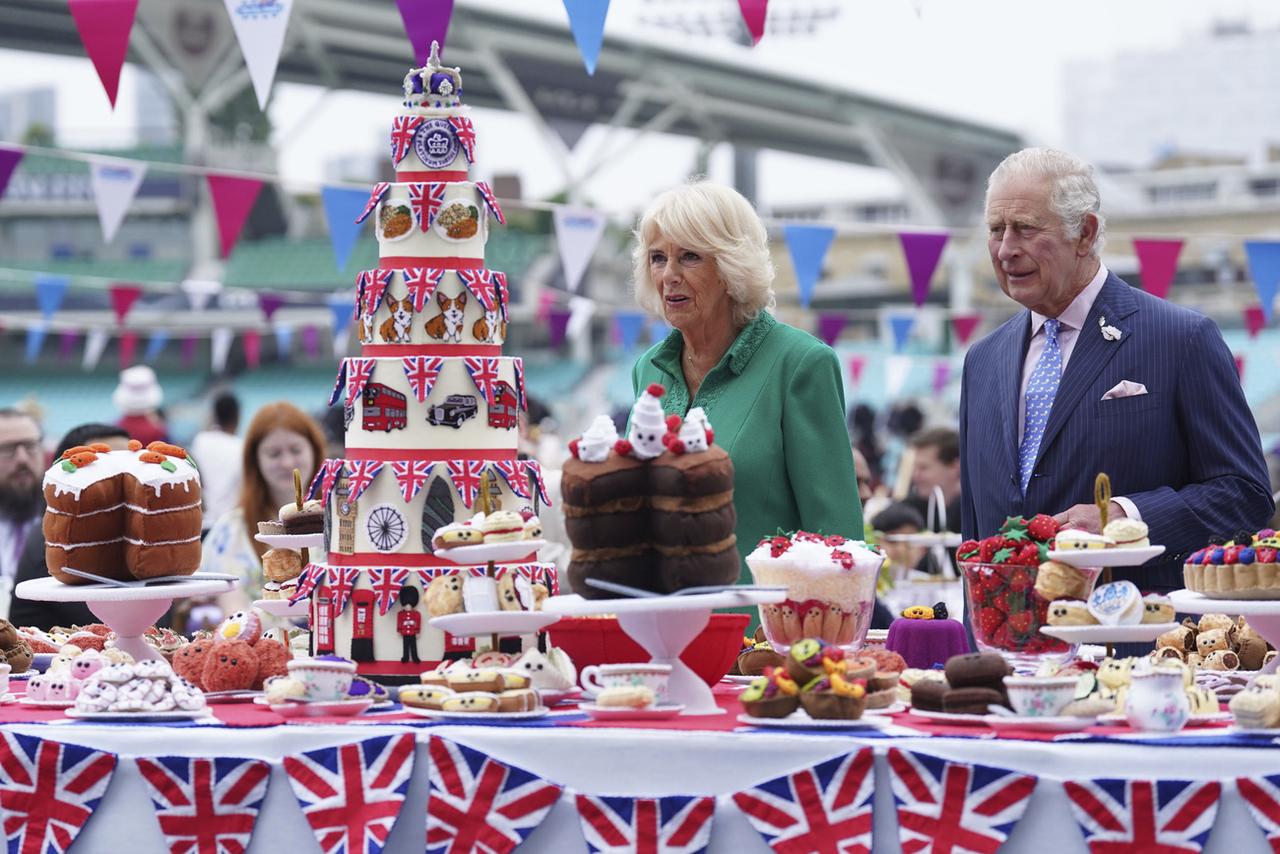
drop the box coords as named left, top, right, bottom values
left=577, top=415, right=617, bottom=463
left=46, top=501, right=200, bottom=517
left=43, top=449, right=199, bottom=501
left=46, top=537, right=124, bottom=550
left=123, top=534, right=201, bottom=547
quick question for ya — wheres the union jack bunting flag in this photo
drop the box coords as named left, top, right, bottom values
left=492, top=271, right=509, bottom=321
left=732, top=747, right=874, bottom=854
left=1237, top=774, right=1280, bottom=850
left=490, top=460, right=531, bottom=499
left=463, top=357, right=502, bottom=406
left=447, top=116, right=476, bottom=163
left=474, top=181, right=506, bottom=225
left=886, top=747, right=1037, bottom=854
left=416, top=568, right=449, bottom=586
left=368, top=568, right=411, bottom=615
left=523, top=460, right=551, bottom=506
left=425, top=736, right=562, bottom=854
left=403, top=267, right=446, bottom=312
left=327, top=360, right=349, bottom=407
left=455, top=269, right=499, bottom=313
left=402, top=357, right=446, bottom=403
left=1063, top=778, right=1220, bottom=854
left=318, top=459, right=347, bottom=504
left=512, top=357, right=526, bottom=411
left=446, top=459, right=486, bottom=508
left=135, top=755, right=270, bottom=854
left=576, top=794, right=714, bottom=854
left=391, top=459, right=434, bottom=501
left=344, top=459, right=384, bottom=502
left=363, top=269, right=393, bottom=316
left=283, top=733, right=415, bottom=854
left=354, top=182, right=390, bottom=224
left=290, top=564, right=327, bottom=605
left=328, top=567, right=362, bottom=615
left=390, top=115, right=425, bottom=166
left=345, top=358, right=377, bottom=407
left=409, top=183, right=447, bottom=231
left=0, top=731, right=117, bottom=854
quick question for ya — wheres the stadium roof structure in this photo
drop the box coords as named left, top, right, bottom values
left=0, top=0, right=1022, bottom=227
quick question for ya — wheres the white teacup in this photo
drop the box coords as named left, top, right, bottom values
left=580, top=663, right=671, bottom=703
left=1003, top=676, right=1078, bottom=717
left=286, top=657, right=356, bottom=701
left=0, top=661, right=11, bottom=697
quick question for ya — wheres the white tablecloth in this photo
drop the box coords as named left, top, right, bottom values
left=7, top=722, right=1274, bottom=853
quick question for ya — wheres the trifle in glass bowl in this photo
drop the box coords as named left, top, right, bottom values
left=746, top=532, right=885, bottom=653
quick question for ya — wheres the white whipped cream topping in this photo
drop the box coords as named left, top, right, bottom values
left=578, top=415, right=618, bottom=463
left=44, top=449, right=199, bottom=500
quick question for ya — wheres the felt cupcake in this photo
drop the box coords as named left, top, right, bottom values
left=800, top=671, right=867, bottom=720
left=785, top=638, right=845, bottom=685
left=739, top=667, right=800, bottom=718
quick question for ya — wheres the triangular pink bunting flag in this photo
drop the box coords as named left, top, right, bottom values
left=932, top=360, right=950, bottom=394
left=737, top=0, right=768, bottom=44
left=1245, top=305, right=1267, bottom=339
left=1132, top=238, right=1183, bottom=299
left=899, top=231, right=949, bottom=306
left=68, top=0, right=139, bottom=108
left=816, top=313, right=846, bottom=346
left=206, top=174, right=263, bottom=258
left=951, top=313, right=981, bottom=346
left=396, top=0, right=454, bottom=64
left=119, top=330, right=138, bottom=366
left=180, top=335, right=198, bottom=367
left=0, top=147, right=25, bottom=200
left=1235, top=353, right=1245, bottom=382
left=108, top=283, right=143, bottom=323
left=848, top=354, right=866, bottom=385
left=243, top=329, right=261, bottom=368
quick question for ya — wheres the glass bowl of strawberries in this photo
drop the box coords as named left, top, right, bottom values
left=958, top=515, right=1101, bottom=663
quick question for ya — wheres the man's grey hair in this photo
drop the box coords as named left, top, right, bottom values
left=986, top=147, right=1106, bottom=256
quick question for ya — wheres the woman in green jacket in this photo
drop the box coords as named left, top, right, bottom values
left=630, top=181, right=865, bottom=597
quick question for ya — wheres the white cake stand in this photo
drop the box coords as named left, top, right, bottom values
left=433, top=540, right=546, bottom=564
left=542, top=589, right=786, bottom=716
left=1169, top=589, right=1280, bottom=676
left=254, top=533, right=325, bottom=550
left=430, top=611, right=559, bottom=637
left=16, top=576, right=237, bottom=662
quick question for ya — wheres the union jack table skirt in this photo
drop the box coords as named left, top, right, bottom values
left=0, top=722, right=1271, bottom=853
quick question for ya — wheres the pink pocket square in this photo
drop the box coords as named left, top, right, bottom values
left=1102, top=380, right=1148, bottom=400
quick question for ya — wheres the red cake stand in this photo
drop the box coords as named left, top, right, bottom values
left=16, top=576, right=237, bottom=662
left=543, top=589, right=786, bottom=716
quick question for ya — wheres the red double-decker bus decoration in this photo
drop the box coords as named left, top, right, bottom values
left=487, top=381, right=519, bottom=429
left=362, top=382, right=408, bottom=432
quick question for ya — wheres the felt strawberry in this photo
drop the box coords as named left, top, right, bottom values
left=975, top=607, right=1003, bottom=639
left=1003, top=529, right=1030, bottom=545
left=1223, top=545, right=1241, bottom=565
left=1015, top=543, right=1041, bottom=566
left=990, top=623, right=1015, bottom=649
left=831, top=549, right=854, bottom=570
left=613, top=438, right=634, bottom=456
left=1008, top=611, right=1033, bottom=635
left=1027, top=514, right=1060, bottom=542
left=958, top=539, right=980, bottom=560
left=824, top=535, right=847, bottom=547
left=978, top=537, right=1002, bottom=563
left=1008, top=567, right=1033, bottom=592
left=767, top=536, right=791, bottom=558
left=1000, top=515, right=1028, bottom=535
left=992, top=547, right=1015, bottom=565
left=1258, top=547, right=1278, bottom=564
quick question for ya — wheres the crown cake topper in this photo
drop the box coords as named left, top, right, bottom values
left=402, top=40, right=464, bottom=108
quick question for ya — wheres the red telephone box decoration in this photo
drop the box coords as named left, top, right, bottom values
left=313, top=583, right=335, bottom=655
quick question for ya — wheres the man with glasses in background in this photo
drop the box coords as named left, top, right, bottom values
left=0, top=409, right=44, bottom=617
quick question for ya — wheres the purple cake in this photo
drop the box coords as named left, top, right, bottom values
left=885, top=618, right=971, bottom=669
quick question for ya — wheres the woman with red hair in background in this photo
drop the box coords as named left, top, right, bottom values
left=200, top=402, right=326, bottom=614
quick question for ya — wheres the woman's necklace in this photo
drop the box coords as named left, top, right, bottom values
left=685, top=353, right=710, bottom=393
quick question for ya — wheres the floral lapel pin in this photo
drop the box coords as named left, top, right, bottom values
left=1099, top=316, right=1122, bottom=341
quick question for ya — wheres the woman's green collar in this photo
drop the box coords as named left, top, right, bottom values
left=649, top=310, right=776, bottom=377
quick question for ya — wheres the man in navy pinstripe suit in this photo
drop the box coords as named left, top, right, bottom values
left=959, top=148, right=1273, bottom=591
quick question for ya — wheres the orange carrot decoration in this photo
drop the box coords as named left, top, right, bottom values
left=67, top=451, right=99, bottom=467
left=88, top=443, right=113, bottom=453
left=146, top=441, right=187, bottom=459
left=128, top=439, right=143, bottom=451
left=138, top=451, right=167, bottom=464
left=59, top=445, right=93, bottom=460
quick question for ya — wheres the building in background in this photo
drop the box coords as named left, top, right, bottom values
left=0, top=87, right=54, bottom=143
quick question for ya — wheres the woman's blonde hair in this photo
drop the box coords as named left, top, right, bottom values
left=238, top=401, right=327, bottom=558
left=631, top=180, right=775, bottom=327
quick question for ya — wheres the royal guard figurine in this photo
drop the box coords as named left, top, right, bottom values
left=397, top=585, right=423, bottom=663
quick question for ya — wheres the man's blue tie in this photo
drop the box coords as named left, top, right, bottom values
left=1019, top=318, right=1062, bottom=494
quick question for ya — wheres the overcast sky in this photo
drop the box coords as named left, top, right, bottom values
left=3, top=0, right=1280, bottom=211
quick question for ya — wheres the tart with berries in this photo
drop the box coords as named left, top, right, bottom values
left=1184, top=530, right=1280, bottom=599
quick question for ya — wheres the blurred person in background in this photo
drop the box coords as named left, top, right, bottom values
left=201, top=402, right=326, bottom=615
left=849, top=403, right=884, bottom=488
left=871, top=502, right=927, bottom=580
left=905, top=427, right=962, bottom=533
left=0, top=408, right=45, bottom=618
left=631, top=181, right=863, bottom=609
left=319, top=403, right=347, bottom=460
left=11, top=423, right=130, bottom=628
left=190, top=391, right=244, bottom=534
left=519, top=395, right=569, bottom=583
left=112, top=365, right=169, bottom=447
